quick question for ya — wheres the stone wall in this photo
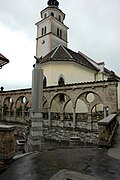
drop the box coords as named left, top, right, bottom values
left=43, top=119, right=98, bottom=144
left=43, top=126, right=98, bottom=144
left=0, top=125, right=15, bottom=160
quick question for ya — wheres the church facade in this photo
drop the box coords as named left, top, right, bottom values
left=0, top=0, right=120, bottom=145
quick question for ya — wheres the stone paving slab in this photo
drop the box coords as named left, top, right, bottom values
left=50, top=169, right=101, bottom=180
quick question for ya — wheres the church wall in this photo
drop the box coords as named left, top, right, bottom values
left=42, top=62, right=96, bottom=86
left=96, top=73, right=108, bottom=81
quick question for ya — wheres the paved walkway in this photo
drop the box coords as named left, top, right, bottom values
left=108, top=122, right=120, bottom=160
left=0, top=146, right=120, bottom=180
left=0, top=121, right=120, bottom=180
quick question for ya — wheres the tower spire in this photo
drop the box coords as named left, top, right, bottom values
left=47, top=0, right=59, bottom=7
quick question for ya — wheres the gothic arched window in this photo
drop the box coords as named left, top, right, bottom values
left=43, top=76, right=47, bottom=87
left=58, top=77, right=65, bottom=86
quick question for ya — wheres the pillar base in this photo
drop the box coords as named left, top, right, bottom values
left=27, top=111, right=44, bottom=152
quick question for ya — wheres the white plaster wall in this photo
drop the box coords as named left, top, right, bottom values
left=51, top=36, right=67, bottom=50
left=36, top=35, right=51, bottom=57
left=42, top=62, right=96, bottom=86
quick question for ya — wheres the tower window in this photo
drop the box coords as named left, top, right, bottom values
left=57, top=28, right=59, bottom=37
left=45, top=26, right=47, bottom=34
left=44, top=13, right=47, bottom=18
left=58, top=77, right=65, bottom=86
left=51, top=12, right=54, bottom=17
left=59, top=15, right=61, bottom=22
left=42, top=28, right=44, bottom=35
left=60, top=30, right=62, bottom=38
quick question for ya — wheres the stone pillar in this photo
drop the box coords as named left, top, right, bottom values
left=73, top=107, right=76, bottom=129
left=87, top=112, right=92, bottom=130
left=48, top=107, right=51, bottom=126
left=14, top=108, right=16, bottom=121
left=28, top=63, right=44, bottom=151
left=103, top=106, right=107, bottom=118
left=1, top=106, right=4, bottom=121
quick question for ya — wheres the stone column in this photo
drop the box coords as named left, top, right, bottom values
left=103, top=106, right=107, bottom=118
left=1, top=106, right=4, bottom=121
left=48, top=107, right=51, bottom=126
left=14, top=108, right=16, bottom=121
left=28, top=63, right=44, bottom=151
left=73, top=107, right=76, bottom=129
left=87, top=112, right=92, bottom=130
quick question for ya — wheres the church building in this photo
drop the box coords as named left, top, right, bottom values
left=35, top=0, right=119, bottom=87
left=1, top=0, right=120, bottom=146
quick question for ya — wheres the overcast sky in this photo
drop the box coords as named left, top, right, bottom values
left=0, top=0, right=120, bottom=90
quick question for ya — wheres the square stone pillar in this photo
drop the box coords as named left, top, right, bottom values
left=27, top=63, right=44, bottom=151
left=29, top=111, right=44, bottom=151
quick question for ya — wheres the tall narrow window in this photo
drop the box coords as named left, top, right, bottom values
left=45, top=26, right=47, bottom=34
left=44, top=13, right=47, bottom=18
left=60, top=30, right=62, bottom=38
left=59, top=15, right=61, bottom=22
left=57, top=28, right=59, bottom=37
left=42, top=28, right=44, bottom=35
left=43, top=77, right=47, bottom=87
left=58, top=77, right=65, bottom=86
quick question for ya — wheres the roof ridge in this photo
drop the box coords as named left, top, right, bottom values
left=62, top=46, right=73, bottom=59
left=51, top=45, right=73, bottom=59
left=0, top=53, right=9, bottom=61
left=50, top=45, right=60, bottom=58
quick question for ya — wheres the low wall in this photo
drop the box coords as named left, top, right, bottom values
left=43, top=119, right=98, bottom=144
left=0, top=125, right=15, bottom=160
left=98, top=114, right=118, bottom=146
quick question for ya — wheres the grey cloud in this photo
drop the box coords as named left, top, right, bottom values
left=0, top=0, right=120, bottom=76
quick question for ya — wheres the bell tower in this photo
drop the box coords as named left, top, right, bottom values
left=36, top=0, right=69, bottom=58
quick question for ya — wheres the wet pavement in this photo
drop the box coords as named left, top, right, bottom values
left=0, top=124, right=120, bottom=180
left=0, top=145, right=120, bottom=180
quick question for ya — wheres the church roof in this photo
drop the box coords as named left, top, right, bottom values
left=0, top=53, right=9, bottom=68
left=41, top=45, right=99, bottom=71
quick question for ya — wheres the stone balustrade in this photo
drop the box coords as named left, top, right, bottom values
left=98, top=114, right=118, bottom=146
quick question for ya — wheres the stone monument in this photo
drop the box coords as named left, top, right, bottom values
left=27, top=61, right=44, bottom=151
